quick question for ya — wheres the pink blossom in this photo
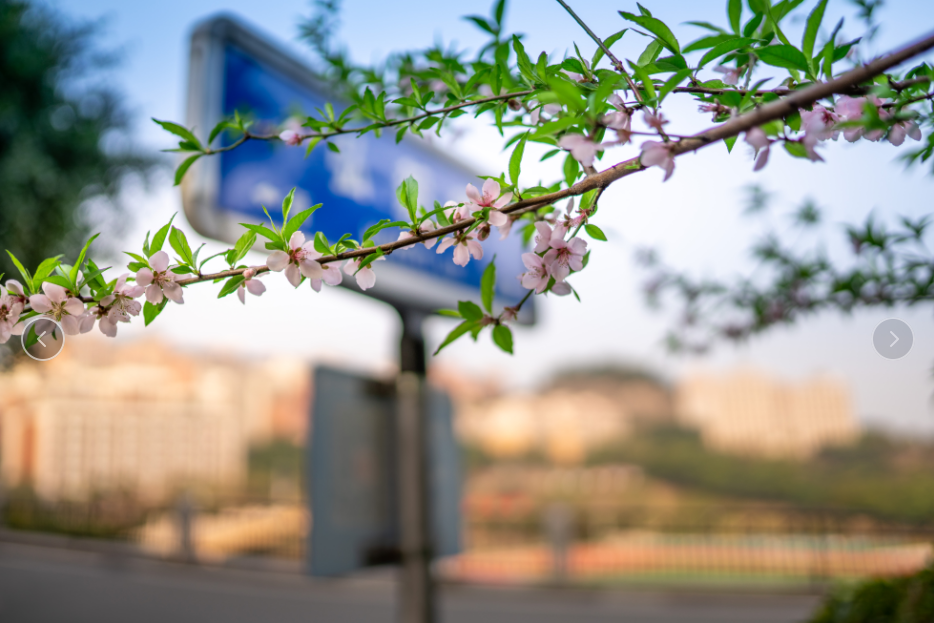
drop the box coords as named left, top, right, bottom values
left=85, top=272, right=145, bottom=337
left=29, top=282, right=86, bottom=335
left=640, top=141, right=676, bottom=181
left=0, top=289, right=23, bottom=343
left=558, top=133, right=604, bottom=168
left=544, top=233, right=587, bottom=282
left=464, top=179, right=512, bottom=227
left=135, top=250, right=184, bottom=304
left=237, top=267, right=267, bottom=304
left=887, top=120, right=922, bottom=146
left=550, top=281, right=572, bottom=296
left=307, top=256, right=343, bottom=292
left=602, top=93, right=632, bottom=144
left=343, top=255, right=384, bottom=291
left=397, top=220, right=438, bottom=249
left=835, top=96, right=872, bottom=142
left=529, top=103, right=561, bottom=125
left=744, top=127, right=772, bottom=171
left=519, top=253, right=550, bottom=294
left=279, top=130, right=302, bottom=146
left=279, top=117, right=304, bottom=146
left=436, top=232, right=483, bottom=267
left=643, top=111, right=669, bottom=132
left=801, top=105, right=841, bottom=142
left=532, top=221, right=555, bottom=253
left=266, top=231, right=327, bottom=288
left=713, top=65, right=741, bottom=85
left=5, top=279, right=27, bottom=307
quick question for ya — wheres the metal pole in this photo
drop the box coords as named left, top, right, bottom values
left=396, top=307, right=435, bottom=623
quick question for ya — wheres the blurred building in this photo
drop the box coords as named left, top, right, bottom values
left=455, top=367, right=672, bottom=464
left=0, top=338, right=309, bottom=502
left=675, top=368, right=859, bottom=459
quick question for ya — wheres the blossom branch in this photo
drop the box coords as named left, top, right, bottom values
left=164, top=31, right=934, bottom=289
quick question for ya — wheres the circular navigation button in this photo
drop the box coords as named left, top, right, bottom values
left=872, top=318, right=913, bottom=360
left=21, top=317, right=66, bottom=361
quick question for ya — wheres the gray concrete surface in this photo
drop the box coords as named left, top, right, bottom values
left=0, top=540, right=822, bottom=623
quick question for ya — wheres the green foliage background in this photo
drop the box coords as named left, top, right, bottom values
left=0, top=0, right=154, bottom=279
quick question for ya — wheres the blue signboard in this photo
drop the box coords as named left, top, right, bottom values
left=184, top=15, right=533, bottom=322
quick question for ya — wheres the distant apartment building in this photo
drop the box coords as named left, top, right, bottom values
left=0, top=338, right=309, bottom=502
left=455, top=368, right=672, bottom=464
left=675, top=369, right=859, bottom=459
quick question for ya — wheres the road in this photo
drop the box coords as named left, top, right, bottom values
left=0, top=540, right=821, bottom=623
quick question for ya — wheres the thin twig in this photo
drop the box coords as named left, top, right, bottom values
left=554, top=0, right=645, bottom=105
left=202, top=89, right=537, bottom=154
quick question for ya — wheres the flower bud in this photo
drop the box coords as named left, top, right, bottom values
left=507, top=99, right=522, bottom=111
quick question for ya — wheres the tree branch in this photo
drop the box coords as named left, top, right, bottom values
left=159, top=31, right=934, bottom=290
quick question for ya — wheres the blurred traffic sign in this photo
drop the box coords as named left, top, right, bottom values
left=307, top=366, right=461, bottom=577
left=184, top=15, right=533, bottom=323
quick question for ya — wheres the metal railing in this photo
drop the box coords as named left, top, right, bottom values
left=3, top=493, right=932, bottom=588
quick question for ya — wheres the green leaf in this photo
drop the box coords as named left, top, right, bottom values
left=397, top=176, right=420, bottom=222
left=755, top=45, right=809, bottom=71
left=636, top=39, right=663, bottom=67
left=619, top=11, right=680, bottom=55
left=282, top=204, right=323, bottom=242
left=281, top=187, right=296, bottom=223
left=699, top=37, right=759, bottom=67
left=458, top=300, right=483, bottom=322
left=7, top=251, right=34, bottom=293
left=802, top=0, right=827, bottom=74
left=762, top=4, right=794, bottom=47
left=240, top=223, right=282, bottom=245
left=217, top=275, right=245, bottom=299
left=629, top=62, right=656, bottom=100
left=509, top=132, right=528, bottom=187
left=783, top=141, right=810, bottom=159
left=169, top=227, right=194, bottom=266
left=174, top=154, right=202, bottom=186
left=226, top=230, right=257, bottom=266
left=433, top=320, right=476, bottom=355
left=480, top=260, right=496, bottom=313
left=364, top=219, right=409, bottom=242
left=657, top=68, right=692, bottom=104
left=728, top=0, right=743, bottom=34
left=143, top=299, right=168, bottom=326
left=71, top=232, right=100, bottom=283
left=208, top=119, right=231, bottom=145
left=304, top=136, right=323, bottom=158
left=563, top=153, right=580, bottom=188
left=437, top=309, right=462, bottom=318
left=683, top=34, right=736, bottom=54
left=152, top=119, right=202, bottom=150
left=354, top=248, right=384, bottom=273
left=314, top=231, right=331, bottom=255
left=724, top=135, right=739, bottom=153
left=492, top=324, right=513, bottom=354
left=41, top=274, right=72, bottom=290
left=33, top=256, right=62, bottom=284
left=584, top=224, right=607, bottom=241
left=592, top=29, right=626, bottom=67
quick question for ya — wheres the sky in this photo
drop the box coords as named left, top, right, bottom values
left=51, top=0, right=934, bottom=435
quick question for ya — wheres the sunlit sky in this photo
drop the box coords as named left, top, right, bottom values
left=53, top=0, right=934, bottom=434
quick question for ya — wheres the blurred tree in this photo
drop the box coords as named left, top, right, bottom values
left=0, top=0, right=154, bottom=278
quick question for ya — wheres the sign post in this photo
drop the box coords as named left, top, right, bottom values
left=396, top=309, right=433, bottom=623
left=184, top=15, right=532, bottom=622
